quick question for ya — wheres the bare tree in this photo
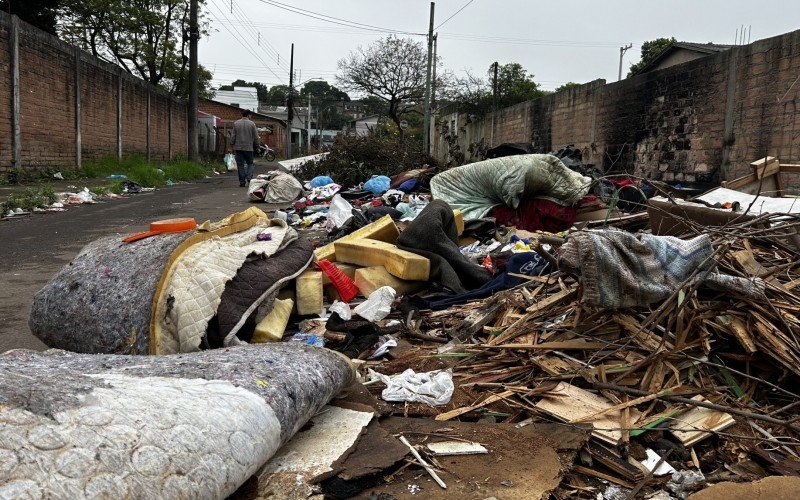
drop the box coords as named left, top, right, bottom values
left=337, top=36, right=427, bottom=131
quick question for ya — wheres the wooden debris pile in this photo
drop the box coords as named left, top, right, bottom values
left=368, top=228, right=800, bottom=498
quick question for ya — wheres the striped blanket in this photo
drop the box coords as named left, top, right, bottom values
left=558, top=230, right=764, bottom=309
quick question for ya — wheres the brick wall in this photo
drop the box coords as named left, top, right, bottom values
left=433, top=28, right=800, bottom=185
left=0, top=12, right=188, bottom=175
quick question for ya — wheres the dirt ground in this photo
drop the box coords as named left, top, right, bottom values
left=0, top=162, right=283, bottom=353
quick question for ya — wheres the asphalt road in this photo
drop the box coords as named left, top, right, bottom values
left=0, top=162, right=284, bottom=353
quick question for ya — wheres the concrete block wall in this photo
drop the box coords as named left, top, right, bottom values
left=0, top=12, right=188, bottom=175
left=433, top=28, right=800, bottom=184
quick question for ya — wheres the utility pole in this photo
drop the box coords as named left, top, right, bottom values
left=618, top=43, right=632, bottom=81
left=491, top=61, right=498, bottom=145
left=286, top=43, right=294, bottom=159
left=431, top=34, right=438, bottom=111
left=307, top=94, right=311, bottom=154
left=422, top=2, right=435, bottom=155
left=187, top=0, right=199, bottom=161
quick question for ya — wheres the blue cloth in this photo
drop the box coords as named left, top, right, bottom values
left=398, top=178, right=418, bottom=192
left=363, top=175, right=391, bottom=195
left=235, top=150, right=254, bottom=186
left=310, top=175, right=334, bottom=187
left=427, top=252, right=548, bottom=310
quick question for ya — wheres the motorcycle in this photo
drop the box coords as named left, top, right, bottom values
left=256, top=142, right=276, bottom=162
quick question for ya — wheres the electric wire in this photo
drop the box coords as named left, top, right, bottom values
left=435, top=0, right=475, bottom=30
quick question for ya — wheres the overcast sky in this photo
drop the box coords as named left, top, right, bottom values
left=200, top=0, right=800, bottom=95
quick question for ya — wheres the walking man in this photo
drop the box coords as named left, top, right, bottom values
left=230, top=110, right=260, bottom=187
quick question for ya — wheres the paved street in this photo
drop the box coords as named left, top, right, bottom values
left=0, top=162, right=283, bottom=353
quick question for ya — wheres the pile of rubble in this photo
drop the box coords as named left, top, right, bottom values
left=12, top=150, right=800, bottom=498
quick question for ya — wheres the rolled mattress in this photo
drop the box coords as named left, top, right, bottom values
left=0, top=343, right=354, bottom=499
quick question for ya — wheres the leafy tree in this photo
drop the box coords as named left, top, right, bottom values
left=263, top=84, right=290, bottom=106
left=299, top=80, right=349, bottom=103
left=555, top=82, right=581, bottom=92
left=445, top=62, right=544, bottom=113
left=1, top=0, right=59, bottom=34
left=58, top=0, right=213, bottom=98
left=218, top=79, right=269, bottom=102
left=337, top=35, right=427, bottom=131
left=628, top=37, right=676, bottom=76
left=494, top=63, right=544, bottom=108
left=359, top=95, right=388, bottom=117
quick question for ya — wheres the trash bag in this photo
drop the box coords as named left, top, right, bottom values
left=224, top=153, right=237, bottom=172
left=363, top=175, right=391, bottom=195
left=310, top=175, right=334, bottom=187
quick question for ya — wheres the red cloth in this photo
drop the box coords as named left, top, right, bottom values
left=491, top=198, right=577, bottom=232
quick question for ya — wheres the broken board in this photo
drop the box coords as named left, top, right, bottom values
left=669, top=396, right=735, bottom=446
left=535, top=381, right=640, bottom=445
left=354, top=266, right=426, bottom=297
left=314, top=215, right=400, bottom=262
left=334, top=239, right=430, bottom=281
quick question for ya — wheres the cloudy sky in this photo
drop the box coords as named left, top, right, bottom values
left=200, top=0, right=800, bottom=95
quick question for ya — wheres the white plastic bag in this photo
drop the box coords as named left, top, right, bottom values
left=326, top=194, right=354, bottom=229
left=368, top=368, right=454, bottom=405
left=224, top=153, right=237, bottom=172
left=329, top=300, right=352, bottom=320
left=354, top=286, right=396, bottom=322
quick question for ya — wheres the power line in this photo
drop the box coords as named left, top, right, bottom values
left=229, top=2, right=287, bottom=69
left=435, top=0, right=475, bottom=30
left=207, top=0, right=286, bottom=84
left=254, top=0, right=425, bottom=35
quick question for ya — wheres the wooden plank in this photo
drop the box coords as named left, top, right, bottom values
left=334, top=239, right=430, bottom=281
left=435, top=390, right=514, bottom=421
left=295, top=270, right=324, bottom=316
left=717, top=315, right=757, bottom=354
left=535, top=382, right=640, bottom=445
left=721, top=172, right=758, bottom=190
left=489, top=341, right=608, bottom=351
left=780, top=164, right=800, bottom=173
left=571, top=465, right=635, bottom=489
left=749, top=156, right=780, bottom=179
left=314, top=215, right=399, bottom=262
left=669, top=396, right=735, bottom=446
left=525, top=288, right=577, bottom=314
left=453, top=209, right=464, bottom=235
left=354, top=266, right=426, bottom=297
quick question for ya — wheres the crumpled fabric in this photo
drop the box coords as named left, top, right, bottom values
left=368, top=368, right=454, bottom=405
left=397, top=200, right=492, bottom=294
left=491, top=198, right=577, bottom=232
left=430, top=154, right=591, bottom=220
left=427, top=252, right=548, bottom=310
left=558, top=229, right=766, bottom=310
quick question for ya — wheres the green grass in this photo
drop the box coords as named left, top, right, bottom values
left=81, top=156, right=213, bottom=188
left=3, top=185, right=58, bottom=213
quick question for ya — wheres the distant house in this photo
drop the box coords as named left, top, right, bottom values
left=336, top=100, right=365, bottom=120
left=345, top=115, right=380, bottom=137
left=632, top=42, right=732, bottom=75
left=258, top=105, right=310, bottom=153
left=199, top=99, right=287, bottom=155
left=212, top=86, right=259, bottom=112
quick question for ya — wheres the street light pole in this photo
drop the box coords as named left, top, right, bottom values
left=187, top=0, right=199, bottom=161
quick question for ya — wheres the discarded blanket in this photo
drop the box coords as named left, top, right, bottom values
left=397, top=200, right=492, bottom=294
left=558, top=229, right=766, bottom=309
left=209, top=237, right=314, bottom=347
left=29, top=208, right=307, bottom=355
left=427, top=252, right=548, bottom=310
left=248, top=172, right=303, bottom=203
left=430, top=154, right=591, bottom=220
left=153, top=218, right=296, bottom=355
left=0, top=344, right=353, bottom=499
left=29, top=232, right=190, bottom=354
left=491, top=198, right=577, bottom=232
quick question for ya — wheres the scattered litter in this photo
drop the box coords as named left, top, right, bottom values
left=426, top=441, right=487, bottom=456
left=369, top=369, right=454, bottom=405
left=354, top=286, right=396, bottom=322
left=368, top=336, right=397, bottom=359
left=53, top=171, right=64, bottom=180
left=329, top=300, right=352, bottom=320
left=666, top=470, right=705, bottom=499
left=641, top=449, right=676, bottom=476
left=399, top=435, right=447, bottom=489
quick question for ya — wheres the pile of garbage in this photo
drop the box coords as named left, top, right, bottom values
left=18, top=150, right=800, bottom=498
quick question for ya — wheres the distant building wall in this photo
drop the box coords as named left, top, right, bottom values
left=433, top=28, right=800, bottom=186
left=0, top=12, right=188, bottom=175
